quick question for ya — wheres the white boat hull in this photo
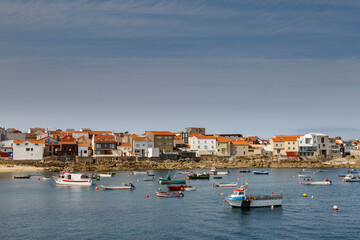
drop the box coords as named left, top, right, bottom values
left=304, top=181, right=331, bottom=185
left=97, top=174, right=113, bottom=177
left=183, top=187, right=196, bottom=191
left=216, top=172, right=230, bottom=175
left=54, top=178, right=93, bottom=186
left=227, top=198, right=282, bottom=208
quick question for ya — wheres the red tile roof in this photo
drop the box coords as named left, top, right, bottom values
left=193, top=135, right=215, bottom=139
left=149, top=131, right=174, bottom=136
left=13, top=140, right=44, bottom=144
left=94, top=135, right=116, bottom=142
left=216, top=137, right=230, bottom=143
left=119, top=142, right=131, bottom=147
left=231, top=140, right=249, bottom=145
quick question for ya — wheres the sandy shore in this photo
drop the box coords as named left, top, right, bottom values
left=0, top=164, right=44, bottom=173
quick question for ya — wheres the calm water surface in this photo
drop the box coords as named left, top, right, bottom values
left=1, top=168, right=359, bottom=240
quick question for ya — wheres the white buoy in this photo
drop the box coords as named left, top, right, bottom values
left=311, top=196, right=314, bottom=198
left=271, top=205, right=274, bottom=210
left=333, top=205, right=338, bottom=211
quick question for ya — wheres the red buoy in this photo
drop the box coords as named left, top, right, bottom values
left=146, top=195, right=149, bottom=198
left=95, top=187, right=99, bottom=191
left=38, top=178, right=40, bottom=181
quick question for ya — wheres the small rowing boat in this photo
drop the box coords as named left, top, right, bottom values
left=338, top=174, right=347, bottom=177
left=348, top=169, right=358, bottom=174
left=101, top=183, right=135, bottom=190
left=156, top=191, right=184, bottom=198
left=298, top=174, right=310, bottom=178
left=213, top=182, right=238, bottom=187
left=317, top=169, right=330, bottom=172
left=97, top=172, right=115, bottom=177
left=167, top=185, right=193, bottom=191
left=143, top=176, right=155, bottom=181
left=14, top=175, right=31, bottom=179
left=213, top=176, right=222, bottom=179
left=253, top=171, right=269, bottom=175
left=238, top=169, right=251, bottom=173
left=303, top=178, right=332, bottom=185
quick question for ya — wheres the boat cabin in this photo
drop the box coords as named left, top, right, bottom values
left=62, top=172, right=89, bottom=180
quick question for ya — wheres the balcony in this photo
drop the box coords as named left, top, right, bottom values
left=299, top=147, right=317, bottom=152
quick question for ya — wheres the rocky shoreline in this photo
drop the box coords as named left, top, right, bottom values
left=1, top=157, right=360, bottom=172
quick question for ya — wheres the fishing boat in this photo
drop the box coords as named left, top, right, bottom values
left=303, top=178, right=332, bottom=185
left=54, top=172, right=93, bottom=186
left=101, top=183, right=135, bottom=190
left=13, top=175, right=31, bottom=179
left=167, top=185, right=193, bottom=191
left=213, top=176, right=222, bottom=179
left=188, top=172, right=210, bottom=179
left=208, top=168, right=230, bottom=175
left=159, top=174, right=186, bottom=184
left=143, top=175, right=155, bottom=181
left=97, top=172, right=115, bottom=177
left=253, top=171, right=269, bottom=175
left=213, top=182, right=238, bottom=187
left=343, top=174, right=360, bottom=182
left=348, top=169, right=358, bottom=174
left=226, top=185, right=282, bottom=208
left=156, top=191, right=184, bottom=198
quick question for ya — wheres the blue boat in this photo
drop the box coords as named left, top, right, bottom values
left=253, top=171, right=269, bottom=175
left=159, top=174, right=186, bottom=184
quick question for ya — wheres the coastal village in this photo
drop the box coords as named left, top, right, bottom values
left=1, top=126, right=359, bottom=163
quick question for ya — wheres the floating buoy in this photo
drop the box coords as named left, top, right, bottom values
left=281, top=192, right=283, bottom=195
left=311, top=196, right=314, bottom=198
left=342, top=179, right=345, bottom=182
left=313, top=172, right=316, bottom=175
left=221, top=193, right=224, bottom=196
left=38, top=178, right=40, bottom=181
left=158, top=188, right=161, bottom=191
left=146, top=195, right=149, bottom=198
left=95, top=187, right=99, bottom=191
left=241, top=175, right=244, bottom=178
left=237, top=178, right=240, bottom=181
left=187, top=177, right=189, bottom=180
left=272, top=192, right=274, bottom=195
left=271, top=205, right=274, bottom=210
left=238, top=171, right=240, bottom=173
left=181, top=188, right=184, bottom=191
left=303, top=193, right=307, bottom=197
left=224, top=199, right=226, bottom=202
left=299, top=182, right=302, bottom=185
left=333, top=205, right=338, bottom=211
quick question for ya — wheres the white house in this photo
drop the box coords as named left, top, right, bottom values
left=132, top=136, right=154, bottom=157
left=188, top=135, right=216, bottom=156
left=0, top=139, right=15, bottom=154
left=78, top=144, right=89, bottom=157
left=13, top=140, right=44, bottom=160
left=298, top=133, right=330, bottom=158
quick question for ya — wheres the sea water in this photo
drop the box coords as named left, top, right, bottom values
left=0, top=168, right=359, bottom=239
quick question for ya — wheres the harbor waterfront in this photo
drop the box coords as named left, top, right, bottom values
left=1, top=168, right=360, bottom=239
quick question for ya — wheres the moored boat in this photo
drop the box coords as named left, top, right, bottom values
left=226, top=185, right=282, bottom=208
left=213, top=176, right=222, bottom=179
left=213, top=182, right=238, bottom=187
left=14, top=175, right=31, bottom=179
left=167, top=185, right=193, bottom=191
left=159, top=174, right=186, bottom=184
left=97, top=172, right=115, bottom=177
left=208, top=168, right=230, bottom=175
left=253, top=171, right=269, bottom=175
left=143, top=175, right=155, bottom=181
left=132, top=171, right=148, bottom=175
left=348, top=169, right=358, bottom=174
left=298, top=174, right=310, bottom=178
left=338, top=174, right=347, bottom=177
left=101, top=183, right=135, bottom=190
left=156, top=191, right=184, bottom=198
left=54, top=172, right=93, bottom=186
left=188, top=172, right=210, bottom=179
left=343, top=174, right=360, bottom=182
left=303, top=178, right=332, bottom=185
left=239, top=169, right=251, bottom=173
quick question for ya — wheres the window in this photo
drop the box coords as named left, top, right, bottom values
left=96, top=144, right=101, bottom=149
left=157, top=136, right=162, bottom=139
left=277, top=149, right=280, bottom=153
left=110, top=138, right=114, bottom=141
left=168, top=136, right=172, bottom=139
left=204, top=146, right=208, bottom=149
left=293, top=142, right=295, bottom=144
left=276, top=144, right=278, bottom=147
left=293, top=147, right=295, bottom=150
left=102, top=138, right=106, bottom=141
left=198, top=146, right=200, bottom=149
left=288, top=147, right=290, bottom=150
left=26, top=148, right=30, bottom=151
left=164, top=137, right=168, bottom=140
left=97, top=138, right=100, bottom=140
left=321, top=137, right=324, bottom=143
left=305, top=138, right=311, bottom=144
left=136, top=144, right=140, bottom=147
left=16, top=144, right=20, bottom=146
left=96, top=151, right=101, bottom=155
left=323, top=144, right=325, bottom=147
left=84, top=150, right=87, bottom=154
left=35, top=144, right=39, bottom=146
left=205, top=141, right=207, bottom=144
left=109, top=144, right=115, bottom=148
left=157, top=143, right=162, bottom=146
left=25, top=143, right=29, bottom=146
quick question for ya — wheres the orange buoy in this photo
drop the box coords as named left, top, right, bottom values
left=221, top=193, right=224, bottom=196
left=299, top=182, right=302, bottom=185
left=95, top=187, right=99, bottom=191
left=187, top=177, right=189, bottom=180
left=333, top=205, right=338, bottom=211
left=146, top=195, right=149, bottom=198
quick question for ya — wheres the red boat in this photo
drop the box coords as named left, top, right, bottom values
left=167, top=185, right=191, bottom=191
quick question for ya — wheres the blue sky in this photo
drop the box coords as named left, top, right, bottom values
left=1, top=0, right=360, bottom=138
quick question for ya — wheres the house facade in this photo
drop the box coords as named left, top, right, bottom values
left=92, top=135, right=117, bottom=155
left=131, top=136, right=154, bottom=157
left=271, top=138, right=286, bottom=156
left=145, top=131, right=174, bottom=153
left=230, top=140, right=249, bottom=156
left=189, top=135, right=216, bottom=156
left=57, top=136, right=78, bottom=156
left=13, top=140, right=44, bottom=160
left=298, top=133, right=330, bottom=158
left=216, top=137, right=231, bottom=156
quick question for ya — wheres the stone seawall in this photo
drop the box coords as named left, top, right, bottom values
left=1, top=156, right=360, bottom=171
